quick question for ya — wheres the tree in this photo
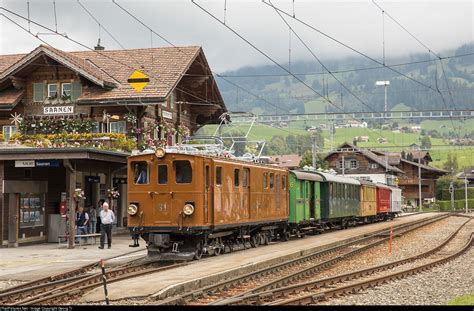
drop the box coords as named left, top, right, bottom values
left=299, top=150, right=329, bottom=169
left=420, top=136, right=432, bottom=150
left=443, top=153, right=459, bottom=174
left=435, top=175, right=464, bottom=199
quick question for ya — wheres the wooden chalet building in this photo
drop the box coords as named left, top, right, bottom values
left=325, top=143, right=447, bottom=207
left=0, top=44, right=227, bottom=247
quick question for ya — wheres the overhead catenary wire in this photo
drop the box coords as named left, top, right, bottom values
left=191, top=0, right=388, bottom=144
left=111, top=0, right=290, bottom=114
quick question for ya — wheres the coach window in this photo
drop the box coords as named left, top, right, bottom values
left=234, top=169, right=240, bottom=187
left=216, top=167, right=222, bottom=186
left=269, top=173, right=274, bottom=189
left=132, top=161, right=149, bottom=184
left=282, top=175, right=286, bottom=190
left=158, top=165, right=168, bottom=184
left=174, top=160, right=192, bottom=183
left=263, top=172, right=268, bottom=189
left=243, top=168, right=249, bottom=187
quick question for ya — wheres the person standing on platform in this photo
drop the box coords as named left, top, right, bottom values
left=98, top=202, right=115, bottom=249
left=96, top=199, right=105, bottom=233
left=88, top=206, right=97, bottom=234
left=75, top=206, right=89, bottom=244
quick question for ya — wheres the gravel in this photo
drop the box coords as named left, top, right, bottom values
left=318, top=247, right=474, bottom=305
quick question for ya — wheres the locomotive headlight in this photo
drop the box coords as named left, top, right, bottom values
left=183, top=203, right=195, bottom=216
left=155, top=147, right=166, bottom=159
left=128, top=204, right=138, bottom=216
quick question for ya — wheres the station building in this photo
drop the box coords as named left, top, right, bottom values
left=0, top=44, right=227, bottom=247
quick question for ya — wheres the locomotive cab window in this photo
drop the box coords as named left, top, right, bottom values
left=158, top=165, right=168, bottom=184
left=234, top=169, right=240, bottom=187
left=263, top=172, right=268, bottom=189
left=269, top=173, right=274, bottom=189
left=216, top=167, right=222, bottom=186
left=243, top=168, right=249, bottom=187
left=282, top=175, right=286, bottom=190
left=132, top=161, right=149, bottom=184
left=174, top=160, right=192, bottom=184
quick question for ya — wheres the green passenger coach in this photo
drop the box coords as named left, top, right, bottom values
left=288, top=170, right=323, bottom=235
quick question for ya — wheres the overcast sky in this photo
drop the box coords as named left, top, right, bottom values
left=0, top=0, right=472, bottom=72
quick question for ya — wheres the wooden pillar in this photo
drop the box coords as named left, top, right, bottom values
left=64, top=160, right=76, bottom=249
left=8, top=194, right=18, bottom=248
left=105, top=166, right=111, bottom=206
left=0, top=161, right=4, bottom=245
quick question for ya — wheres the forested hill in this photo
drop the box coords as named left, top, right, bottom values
left=215, top=42, right=474, bottom=115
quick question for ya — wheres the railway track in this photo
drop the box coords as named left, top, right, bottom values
left=155, top=214, right=449, bottom=305
left=0, top=250, right=184, bottom=306
left=212, top=218, right=473, bottom=306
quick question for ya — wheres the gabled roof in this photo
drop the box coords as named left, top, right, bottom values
left=399, top=158, right=448, bottom=174
left=0, top=45, right=226, bottom=110
left=0, top=88, right=25, bottom=110
left=324, top=142, right=405, bottom=175
left=0, top=45, right=118, bottom=88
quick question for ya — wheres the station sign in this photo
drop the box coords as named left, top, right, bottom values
left=36, top=160, right=60, bottom=167
left=15, top=160, right=60, bottom=168
left=15, top=160, right=35, bottom=167
left=44, top=106, right=74, bottom=115
left=86, top=176, right=101, bottom=183
left=162, top=111, right=173, bottom=120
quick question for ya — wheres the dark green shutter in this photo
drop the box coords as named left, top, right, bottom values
left=71, top=81, right=82, bottom=101
left=33, top=83, right=45, bottom=102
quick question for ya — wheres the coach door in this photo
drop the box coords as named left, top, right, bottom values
left=243, top=168, right=250, bottom=219
left=204, top=162, right=211, bottom=224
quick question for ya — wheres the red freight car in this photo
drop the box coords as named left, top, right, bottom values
left=376, top=184, right=391, bottom=218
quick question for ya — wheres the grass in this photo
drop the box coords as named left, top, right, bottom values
left=447, top=292, right=474, bottom=305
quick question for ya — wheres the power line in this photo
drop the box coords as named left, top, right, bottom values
left=261, top=1, right=447, bottom=95
left=111, top=0, right=289, bottom=114
left=268, top=0, right=378, bottom=114
left=191, top=0, right=386, bottom=144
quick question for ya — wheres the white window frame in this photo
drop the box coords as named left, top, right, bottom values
left=350, top=160, right=358, bottom=169
left=61, top=83, right=72, bottom=97
left=48, top=84, right=58, bottom=98
left=2, top=125, right=17, bottom=141
left=109, top=121, right=126, bottom=134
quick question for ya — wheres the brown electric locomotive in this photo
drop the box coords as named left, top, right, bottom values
left=127, top=148, right=289, bottom=260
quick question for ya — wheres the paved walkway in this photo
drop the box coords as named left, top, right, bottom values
left=75, top=212, right=447, bottom=302
left=0, top=234, right=147, bottom=281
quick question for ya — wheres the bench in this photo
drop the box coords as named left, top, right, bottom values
left=58, top=233, right=101, bottom=246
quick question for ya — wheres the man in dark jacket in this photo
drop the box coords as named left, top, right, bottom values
left=75, top=206, right=89, bottom=244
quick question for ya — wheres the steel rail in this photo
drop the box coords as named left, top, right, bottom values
left=269, top=231, right=474, bottom=305
left=12, top=263, right=186, bottom=306
left=0, top=248, right=145, bottom=297
left=155, top=214, right=447, bottom=305
left=213, top=218, right=471, bottom=305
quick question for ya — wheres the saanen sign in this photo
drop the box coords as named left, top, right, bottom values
left=43, top=106, right=74, bottom=115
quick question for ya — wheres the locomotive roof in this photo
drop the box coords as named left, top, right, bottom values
left=128, top=151, right=288, bottom=171
left=290, top=170, right=324, bottom=182
left=311, top=171, right=361, bottom=185
left=359, top=180, right=376, bottom=186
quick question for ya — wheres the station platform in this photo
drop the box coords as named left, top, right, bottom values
left=71, top=212, right=446, bottom=303
left=0, top=233, right=147, bottom=283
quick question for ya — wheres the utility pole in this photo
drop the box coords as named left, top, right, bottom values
left=342, top=155, right=345, bottom=176
left=465, top=172, right=468, bottom=214
left=450, top=181, right=455, bottom=211
left=418, top=153, right=422, bottom=212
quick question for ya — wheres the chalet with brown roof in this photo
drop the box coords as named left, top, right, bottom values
left=324, top=142, right=448, bottom=207
left=0, top=44, right=227, bottom=247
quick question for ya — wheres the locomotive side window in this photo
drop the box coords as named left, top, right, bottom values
left=158, top=165, right=168, bottom=184
left=263, top=172, right=268, bottom=189
left=269, top=173, right=274, bottom=189
left=243, top=168, right=249, bottom=187
left=216, top=166, right=222, bottom=186
left=174, top=160, right=192, bottom=184
left=132, top=161, right=149, bottom=184
left=234, top=169, right=240, bottom=187
left=282, top=175, right=286, bottom=190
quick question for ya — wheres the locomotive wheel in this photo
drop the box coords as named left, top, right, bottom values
left=263, top=233, right=270, bottom=245
left=193, top=244, right=203, bottom=260
left=250, top=235, right=259, bottom=248
left=281, top=231, right=290, bottom=241
left=296, top=231, right=302, bottom=238
left=213, top=245, right=222, bottom=256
